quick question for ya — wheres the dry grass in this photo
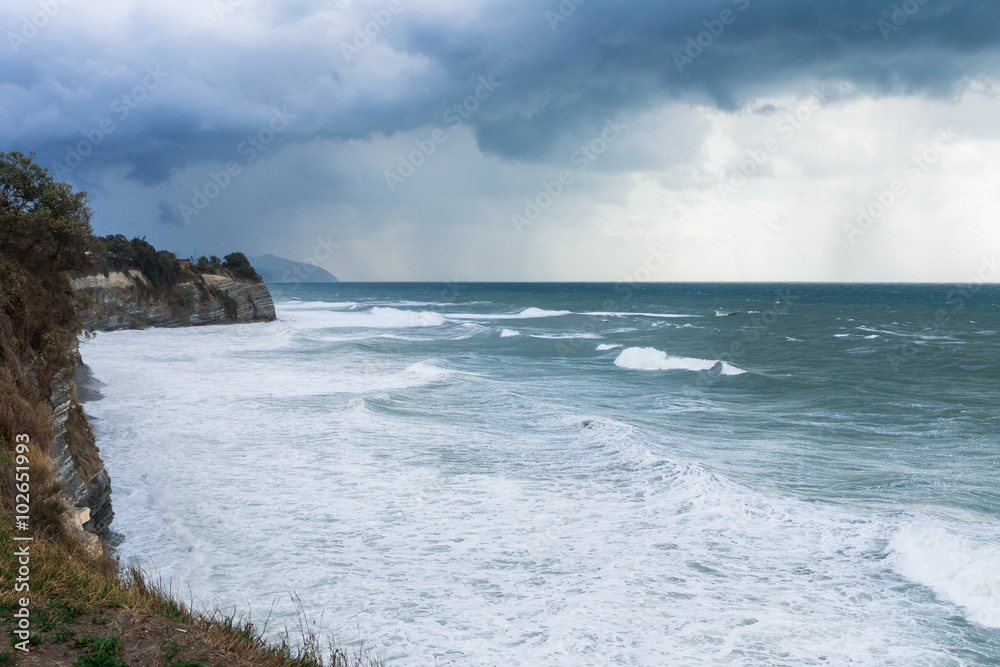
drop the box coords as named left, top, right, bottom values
left=0, top=520, right=382, bottom=667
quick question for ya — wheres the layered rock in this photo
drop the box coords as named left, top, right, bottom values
left=73, top=269, right=276, bottom=331
left=45, top=343, right=113, bottom=557
left=49, top=270, right=277, bottom=551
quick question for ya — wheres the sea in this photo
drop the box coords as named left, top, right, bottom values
left=79, top=283, right=1000, bottom=666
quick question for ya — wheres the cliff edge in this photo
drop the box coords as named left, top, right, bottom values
left=51, top=268, right=277, bottom=551
left=73, top=268, right=276, bottom=332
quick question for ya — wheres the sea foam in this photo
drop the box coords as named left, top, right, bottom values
left=890, top=522, right=1000, bottom=628
left=613, top=347, right=746, bottom=375
left=450, top=307, right=572, bottom=320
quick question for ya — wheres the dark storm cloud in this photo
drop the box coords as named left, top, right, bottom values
left=2, top=0, right=998, bottom=183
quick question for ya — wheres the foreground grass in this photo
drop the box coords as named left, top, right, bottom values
left=0, top=526, right=381, bottom=667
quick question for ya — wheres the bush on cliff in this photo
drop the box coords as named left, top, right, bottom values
left=96, top=234, right=182, bottom=289
left=1, top=149, right=97, bottom=541
left=222, top=251, right=261, bottom=281
left=94, top=236, right=261, bottom=287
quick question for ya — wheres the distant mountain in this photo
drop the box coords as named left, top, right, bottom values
left=248, top=254, right=338, bottom=283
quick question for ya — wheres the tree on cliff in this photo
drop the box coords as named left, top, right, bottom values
left=0, top=151, right=95, bottom=277
left=223, top=251, right=261, bottom=281
left=96, top=234, right=181, bottom=288
left=1, top=150, right=91, bottom=534
left=0, top=151, right=95, bottom=394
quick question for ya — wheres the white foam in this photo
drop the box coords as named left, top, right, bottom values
left=613, top=347, right=746, bottom=375
left=78, top=300, right=984, bottom=666
left=370, top=307, right=447, bottom=327
left=719, top=362, right=747, bottom=376
left=402, top=361, right=453, bottom=383
left=500, top=329, right=520, bottom=337
left=583, top=311, right=699, bottom=319
left=596, top=343, right=622, bottom=351
left=449, top=308, right=572, bottom=320
left=381, top=300, right=452, bottom=307
left=278, top=300, right=359, bottom=310
left=891, top=522, right=1000, bottom=628
left=519, top=307, right=570, bottom=318
left=530, top=333, right=602, bottom=340
left=278, top=305, right=447, bottom=329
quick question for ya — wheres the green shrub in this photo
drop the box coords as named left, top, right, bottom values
left=222, top=251, right=260, bottom=281
left=73, top=635, right=120, bottom=656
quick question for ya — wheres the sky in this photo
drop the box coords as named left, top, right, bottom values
left=3, top=0, right=999, bottom=281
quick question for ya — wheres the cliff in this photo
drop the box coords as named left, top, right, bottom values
left=44, top=269, right=277, bottom=555
left=73, top=268, right=276, bottom=331
left=46, top=342, right=114, bottom=557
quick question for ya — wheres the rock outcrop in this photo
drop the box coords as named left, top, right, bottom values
left=47, top=343, right=113, bottom=556
left=73, top=269, right=276, bottom=331
left=49, top=269, right=277, bottom=552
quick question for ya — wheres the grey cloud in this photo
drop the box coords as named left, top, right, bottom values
left=3, top=0, right=999, bottom=185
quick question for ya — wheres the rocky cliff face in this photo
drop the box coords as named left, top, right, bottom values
left=50, top=270, right=277, bottom=553
left=47, top=343, right=113, bottom=556
left=73, top=269, right=276, bottom=331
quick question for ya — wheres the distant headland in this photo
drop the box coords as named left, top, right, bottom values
left=249, top=253, right=339, bottom=283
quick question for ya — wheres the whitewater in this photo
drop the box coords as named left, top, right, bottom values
left=80, top=283, right=1000, bottom=665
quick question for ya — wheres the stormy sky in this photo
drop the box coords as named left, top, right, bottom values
left=3, top=0, right=999, bottom=281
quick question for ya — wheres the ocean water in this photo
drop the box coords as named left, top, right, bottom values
left=79, top=283, right=1000, bottom=666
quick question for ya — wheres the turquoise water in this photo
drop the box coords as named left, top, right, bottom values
left=82, top=283, right=1000, bottom=665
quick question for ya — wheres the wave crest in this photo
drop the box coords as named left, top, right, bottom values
left=613, top=347, right=746, bottom=375
left=891, top=522, right=1000, bottom=628
left=369, top=307, right=447, bottom=327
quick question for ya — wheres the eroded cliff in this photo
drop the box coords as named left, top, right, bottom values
left=73, top=269, right=276, bottom=331
left=49, top=270, right=277, bottom=552
left=45, top=342, right=114, bottom=556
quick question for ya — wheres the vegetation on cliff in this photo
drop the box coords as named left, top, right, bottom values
left=95, top=235, right=261, bottom=288
left=1, top=152, right=374, bottom=666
